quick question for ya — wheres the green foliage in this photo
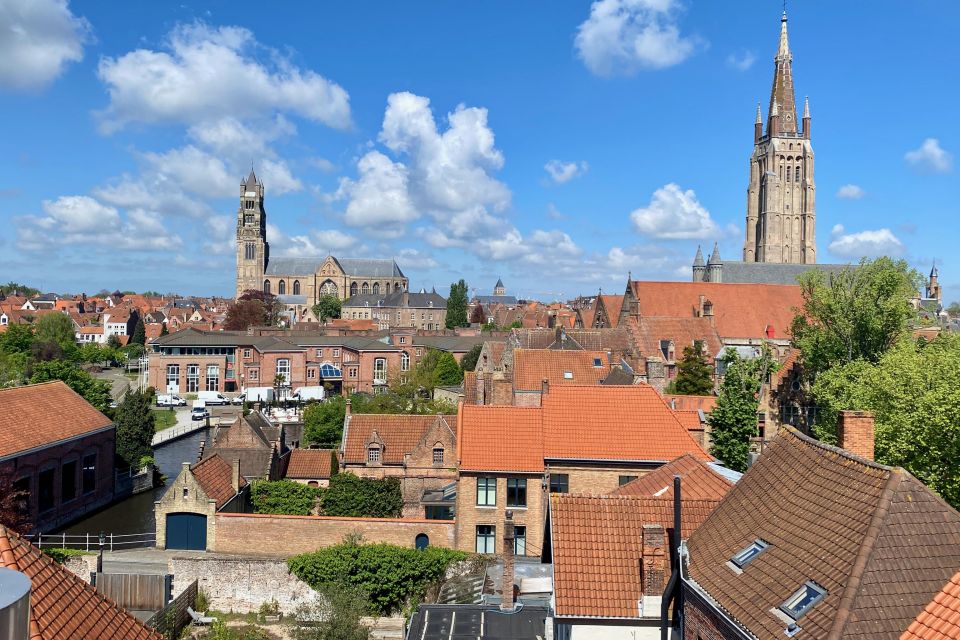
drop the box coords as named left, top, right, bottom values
left=946, top=302, right=960, bottom=318
left=304, top=395, right=348, bottom=447
left=35, top=312, right=77, bottom=352
left=432, top=352, right=463, bottom=386
left=159, top=323, right=169, bottom=336
left=29, top=360, right=112, bottom=412
left=258, top=598, right=281, bottom=618
left=508, top=320, right=522, bottom=329
left=445, top=280, right=468, bottom=329
left=130, top=319, right=146, bottom=345
left=139, top=455, right=155, bottom=468
left=288, top=540, right=467, bottom=615
left=43, top=547, right=91, bottom=563
left=708, top=348, right=779, bottom=473
left=460, top=344, right=482, bottom=373
left=791, top=257, right=922, bottom=378
left=153, top=408, right=177, bottom=431
left=672, top=342, right=715, bottom=396
left=313, top=295, right=342, bottom=323
left=320, top=474, right=402, bottom=518
left=77, top=342, right=115, bottom=365
left=195, top=589, right=210, bottom=613
left=481, top=322, right=498, bottom=332
left=251, top=479, right=321, bottom=515
left=0, top=282, right=40, bottom=297
left=0, top=324, right=35, bottom=355
left=199, top=621, right=271, bottom=640
left=107, top=334, right=122, bottom=350
left=292, top=583, right=371, bottom=640
left=114, top=391, right=156, bottom=469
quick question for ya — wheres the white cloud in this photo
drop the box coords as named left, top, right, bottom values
left=828, top=224, right=905, bottom=258
left=546, top=203, right=567, bottom=220
left=544, top=160, right=589, bottom=184
left=396, top=248, right=438, bottom=270
left=725, top=50, right=756, bottom=71
left=0, top=0, right=90, bottom=91
left=630, top=183, right=719, bottom=239
left=336, top=150, right=418, bottom=232
left=905, top=138, right=953, bottom=173
left=313, top=229, right=357, bottom=251
left=836, top=184, right=866, bottom=200
left=575, top=0, right=701, bottom=76
left=310, top=157, right=337, bottom=173
left=140, top=145, right=236, bottom=198
left=96, top=22, right=350, bottom=133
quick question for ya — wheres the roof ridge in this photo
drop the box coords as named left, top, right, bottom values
left=781, top=426, right=896, bottom=473
left=0, top=380, right=63, bottom=393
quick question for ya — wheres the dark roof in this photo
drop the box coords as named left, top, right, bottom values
left=153, top=328, right=403, bottom=353
left=708, top=260, right=851, bottom=285
left=414, top=335, right=493, bottom=353
left=600, top=366, right=635, bottom=385
left=244, top=169, right=258, bottom=186
left=686, top=428, right=960, bottom=640
left=407, top=604, right=548, bottom=640
left=343, top=290, right=446, bottom=309
left=474, top=295, right=518, bottom=305
left=693, top=246, right=705, bottom=267
left=265, top=256, right=404, bottom=278
left=495, top=277, right=504, bottom=288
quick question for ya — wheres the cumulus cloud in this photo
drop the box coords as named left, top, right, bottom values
left=575, top=0, right=701, bottom=76
left=140, top=145, right=236, bottom=198
left=828, top=224, right=905, bottom=258
left=630, top=183, right=720, bottom=239
left=0, top=0, right=90, bottom=91
left=546, top=203, right=567, bottom=220
left=836, top=184, right=865, bottom=200
left=313, top=229, right=357, bottom=251
left=396, top=248, right=438, bottom=270
left=336, top=150, right=418, bottom=233
left=544, top=160, right=589, bottom=184
left=96, top=22, right=350, bottom=133
left=725, top=50, right=756, bottom=71
left=905, top=138, right=953, bottom=173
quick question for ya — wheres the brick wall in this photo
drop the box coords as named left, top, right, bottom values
left=683, top=586, right=743, bottom=640
left=837, top=410, right=875, bottom=461
left=211, top=513, right=455, bottom=556
left=455, top=472, right=545, bottom=557
left=549, top=463, right=656, bottom=496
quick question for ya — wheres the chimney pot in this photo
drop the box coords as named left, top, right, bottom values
left=231, top=458, right=241, bottom=493
left=837, top=410, right=875, bottom=461
left=640, top=524, right=666, bottom=616
left=345, top=399, right=351, bottom=416
left=541, top=378, right=550, bottom=396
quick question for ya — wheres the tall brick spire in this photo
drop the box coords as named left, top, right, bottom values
left=767, top=12, right=798, bottom=135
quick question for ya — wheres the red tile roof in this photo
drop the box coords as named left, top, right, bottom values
left=902, top=570, right=960, bottom=640
left=285, top=449, right=335, bottom=479
left=0, top=525, right=163, bottom=640
left=457, top=405, right=544, bottom=472
left=612, top=453, right=733, bottom=500
left=624, top=315, right=723, bottom=363
left=772, top=347, right=802, bottom=387
left=550, top=494, right=720, bottom=619
left=672, top=409, right=705, bottom=433
left=342, top=414, right=455, bottom=465
left=512, top=349, right=610, bottom=392
left=0, top=382, right=113, bottom=459
left=598, top=294, right=625, bottom=328
left=190, top=454, right=246, bottom=510
left=661, top=394, right=717, bottom=412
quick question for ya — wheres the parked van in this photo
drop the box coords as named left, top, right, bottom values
left=292, top=386, right=325, bottom=402
left=197, top=391, right=229, bottom=405
left=156, top=394, right=186, bottom=407
left=191, top=400, right=209, bottom=421
left=241, top=387, right=275, bottom=404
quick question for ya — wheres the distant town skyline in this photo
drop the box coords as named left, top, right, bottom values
left=0, top=1, right=956, bottom=301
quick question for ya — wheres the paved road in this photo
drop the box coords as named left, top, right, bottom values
left=93, top=368, right=133, bottom=401
left=101, top=548, right=206, bottom=575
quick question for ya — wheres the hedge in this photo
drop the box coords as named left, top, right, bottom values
left=43, top=548, right=92, bottom=563
left=250, top=480, right=321, bottom=515
left=320, top=474, right=402, bottom=518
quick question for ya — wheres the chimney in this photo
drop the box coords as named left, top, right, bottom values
left=640, top=524, right=665, bottom=617
left=501, top=511, right=516, bottom=611
left=231, top=458, right=241, bottom=493
left=345, top=399, right=351, bottom=417
left=541, top=378, right=550, bottom=396
left=837, top=410, right=875, bottom=461
left=765, top=324, right=775, bottom=339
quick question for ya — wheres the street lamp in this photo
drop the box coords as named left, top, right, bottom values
left=97, top=531, right=105, bottom=573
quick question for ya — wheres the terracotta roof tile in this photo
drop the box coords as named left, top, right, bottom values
left=550, top=494, right=720, bottom=619
left=285, top=449, right=335, bottom=479
left=512, top=349, right=610, bottom=391
left=772, top=347, right=802, bottom=386
left=457, top=405, right=544, bottom=473
left=672, top=409, right=705, bottom=433
left=191, top=454, right=246, bottom=509
left=661, top=394, right=717, bottom=412
left=612, top=453, right=732, bottom=500
left=0, top=382, right=113, bottom=459
left=598, top=294, right=625, bottom=328
left=901, top=570, right=960, bottom=640
left=624, top=315, right=723, bottom=363
left=0, top=525, right=163, bottom=640
left=342, top=414, right=455, bottom=465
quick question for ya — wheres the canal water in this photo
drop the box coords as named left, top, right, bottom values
left=62, top=428, right=211, bottom=537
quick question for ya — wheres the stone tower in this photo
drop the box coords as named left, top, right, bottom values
left=235, top=170, right=269, bottom=298
left=927, top=263, right=942, bottom=305
left=494, top=278, right=505, bottom=296
left=743, top=12, right=816, bottom=264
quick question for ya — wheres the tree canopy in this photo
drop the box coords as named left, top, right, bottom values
left=0, top=282, right=40, bottom=297
left=114, top=391, right=156, bottom=470
left=130, top=319, right=146, bottom=345
left=224, top=298, right=268, bottom=331
left=35, top=313, right=77, bottom=353
left=460, top=343, right=482, bottom=372
left=445, top=280, right=468, bottom=328
left=312, top=294, right=342, bottom=323
left=251, top=480, right=321, bottom=516
left=29, top=360, right=112, bottom=413
left=432, top=352, right=463, bottom=386
left=669, top=342, right=714, bottom=396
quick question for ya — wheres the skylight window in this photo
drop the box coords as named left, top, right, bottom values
left=780, top=581, right=827, bottom=620
left=731, top=539, right=769, bottom=569
left=563, top=371, right=573, bottom=379
left=593, top=358, right=602, bottom=367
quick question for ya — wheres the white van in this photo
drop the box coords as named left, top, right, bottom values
left=156, top=394, right=186, bottom=407
left=292, top=386, right=325, bottom=402
left=191, top=400, right=209, bottom=421
left=241, top=387, right=275, bottom=404
left=197, top=391, right=229, bottom=405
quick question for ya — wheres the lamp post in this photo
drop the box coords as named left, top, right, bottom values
left=97, top=531, right=105, bottom=573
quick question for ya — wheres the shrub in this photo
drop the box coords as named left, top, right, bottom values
left=320, top=474, right=402, bottom=518
left=43, top=548, right=90, bottom=563
left=251, top=480, right=322, bottom=515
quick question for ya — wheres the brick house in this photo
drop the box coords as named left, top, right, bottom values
left=284, top=448, right=337, bottom=487
left=342, top=289, right=447, bottom=331
left=340, top=410, right=457, bottom=518
left=455, top=384, right=711, bottom=557
left=0, top=381, right=116, bottom=534
left=673, top=413, right=960, bottom=640
left=201, top=412, right=288, bottom=482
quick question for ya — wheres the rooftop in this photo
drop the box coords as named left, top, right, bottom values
left=342, top=414, right=455, bottom=465
left=511, top=349, right=610, bottom=392
left=612, top=453, right=734, bottom=500
left=285, top=448, right=335, bottom=479
left=190, top=454, right=246, bottom=510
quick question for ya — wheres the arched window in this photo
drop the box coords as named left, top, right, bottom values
left=293, top=280, right=300, bottom=295
left=415, top=534, right=429, bottom=550
left=263, top=280, right=271, bottom=294
left=320, top=280, right=338, bottom=297
left=244, top=242, right=255, bottom=260
left=795, top=166, right=801, bottom=182
left=372, top=282, right=380, bottom=295
left=362, top=282, right=370, bottom=295
left=350, top=282, right=358, bottom=297
left=401, top=353, right=410, bottom=371
left=385, top=283, right=392, bottom=294
left=278, top=280, right=286, bottom=295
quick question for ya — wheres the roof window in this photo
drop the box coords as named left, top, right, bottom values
left=779, top=581, right=827, bottom=621
left=593, top=358, right=602, bottom=367
left=731, top=539, right=768, bottom=569
left=563, top=371, right=573, bottom=380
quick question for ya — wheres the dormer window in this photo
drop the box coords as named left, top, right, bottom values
left=593, top=358, right=602, bottom=367
left=780, top=581, right=827, bottom=621
left=367, top=446, right=381, bottom=463
left=731, top=539, right=769, bottom=569
left=432, top=447, right=444, bottom=465
left=563, top=371, right=573, bottom=380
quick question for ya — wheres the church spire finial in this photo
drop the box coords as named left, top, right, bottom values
left=756, top=102, right=762, bottom=124
left=778, top=11, right=790, bottom=58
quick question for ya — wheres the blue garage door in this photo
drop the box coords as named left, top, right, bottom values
left=166, top=513, right=207, bottom=550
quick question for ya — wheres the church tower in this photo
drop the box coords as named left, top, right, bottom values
left=235, top=170, right=269, bottom=298
left=743, top=12, right=816, bottom=264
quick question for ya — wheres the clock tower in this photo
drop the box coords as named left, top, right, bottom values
left=235, top=169, right=270, bottom=297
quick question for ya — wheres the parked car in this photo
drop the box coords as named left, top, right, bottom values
left=191, top=400, right=210, bottom=421
left=157, top=394, right=187, bottom=407
left=292, top=386, right=325, bottom=402
left=231, top=393, right=245, bottom=405
left=197, top=391, right=229, bottom=405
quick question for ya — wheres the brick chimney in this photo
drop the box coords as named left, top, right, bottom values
left=231, top=458, right=241, bottom=493
left=837, top=410, right=875, bottom=461
left=345, top=399, right=351, bottom=417
left=765, top=324, right=775, bottom=339
left=640, top=524, right=665, bottom=617
left=541, top=378, right=550, bottom=396
left=501, top=510, right=516, bottom=611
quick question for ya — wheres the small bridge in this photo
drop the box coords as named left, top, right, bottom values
left=152, top=417, right=230, bottom=447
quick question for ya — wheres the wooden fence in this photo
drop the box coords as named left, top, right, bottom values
left=95, top=572, right=168, bottom=611
left=146, top=579, right=198, bottom=640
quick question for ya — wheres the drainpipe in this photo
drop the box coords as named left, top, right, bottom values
left=661, top=475, right=683, bottom=640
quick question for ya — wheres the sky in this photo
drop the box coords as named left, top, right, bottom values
left=0, top=0, right=957, bottom=302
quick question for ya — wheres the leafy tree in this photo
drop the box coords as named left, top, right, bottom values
left=672, top=342, right=715, bottom=395
left=159, top=323, right=169, bottom=337
left=0, top=324, right=35, bottom=355
left=29, top=360, right=111, bottom=412
left=708, top=348, right=778, bottom=473
left=238, top=289, right=283, bottom=325
left=313, top=295, right=342, bottom=323
left=114, top=391, right=156, bottom=469
left=468, top=304, right=485, bottom=325
left=304, top=396, right=348, bottom=447
left=460, top=344, right=482, bottom=373
left=35, top=312, right=76, bottom=351
left=251, top=480, right=322, bottom=515
left=0, top=282, right=41, bottom=297
left=432, top=352, right=463, bottom=386
left=107, top=334, right=123, bottom=350
left=292, top=583, right=371, bottom=640
left=224, top=299, right=267, bottom=331
left=320, top=474, right=402, bottom=518
left=0, top=472, right=31, bottom=532
left=130, top=319, right=146, bottom=345
left=445, top=280, right=468, bottom=329
left=791, top=257, right=922, bottom=378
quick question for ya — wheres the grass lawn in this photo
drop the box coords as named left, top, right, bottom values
left=152, top=409, right=178, bottom=431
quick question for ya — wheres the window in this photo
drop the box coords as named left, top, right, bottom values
left=166, top=364, right=180, bottom=390
left=731, top=539, right=769, bottom=569
left=316, top=348, right=323, bottom=358
left=780, top=581, right=827, bottom=620
left=245, top=199, right=254, bottom=210
left=415, top=533, right=429, bottom=550
left=182, top=487, right=189, bottom=498
left=276, top=359, right=290, bottom=385
left=307, top=368, right=316, bottom=379
left=795, top=165, right=801, bottom=182
left=514, top=526, right=526, bottom=555
left=362, top=282, right=370, bottom=294
left=263, top=280, right=271, bottom=294
left=563, top=370, right=573, bottom=380
left=61, top=460, right=77, bottom=502
left=618, top=475, right=638, bottom=487
left=401, top=353, right=410, bottom=371
left=39, top=468, right=56, bottom=512
left=350, top=282, right=358, bottom=297
left=349, top=368, right=357, bottom=379
left=507, top=478, right=527, bottom=507
left=206, top=365, right=219, bottom=391
left=399, top=336, right=406, bottom=344
left=186, top=364, right=200, bottom=392
left=333, top=348, right=340, bottom=358
left=373, top=282, right=380, bottom=294
left=476, top=525, right=495, bottom=554
left=293, top=280, right=300, bottom=295
left=549, top=473, right=569, bottom=493
left=593, top=358, right=603, bottom=367
left=244, top=242, right=255, bottom=260
left=368, top=446, right=381, bottom=463
left=477, top=477, right=496, bottom=506
left=243, top=349, right=252, bottom=359
left=278, top=280, right=286, bottom=295
left=374, top=358, right=387, bottom=383
left=416, top=348, right=422, bottom=357
left=433, top=447, right=444, bottom=465
left=425, top=505, right=453, bottom=520
left=13, top=477, right=29, bottom=514
left=249, top=368, right=259, bottom=380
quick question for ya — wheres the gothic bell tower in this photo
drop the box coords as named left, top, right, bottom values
left=743, top=12, right=816, bottom=264
left=235, top=169, right=269, bottom=298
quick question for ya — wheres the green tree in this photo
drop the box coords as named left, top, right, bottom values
left=445, top=280, right=468, bottom=329
left=304, top=396, right=348, bottom=447
left=460, top=344, right=482, bottom=373
left=320, top=474, right=402, bottom=518
left=130, top=319, right=146, bottom=345
left=251, top=480, right=321, bottom=515
left=946, top=301, right=960, bottom=318
left=159, top=323, right=169, bottom=337
left=0, top=324, right=34, bottom=355
left=791, top=257, right=922, bottom=378
left=432, top=352, right=463, bottom=386
left=29, top=360, right=111, bottom=412
left=35, top=313, right=76, bottom=351
left=671, top=342, right=715, bottom=396
left=708, top=349, right=778, bottom=473
left=292, top=583, right=371, bottom=640
left=313, top=295, right=342, bottom=323
left=114, top=391, right=156, bottom=469
left=0, top=282, right=41, bottom=297
left=106, top=334, right=122, bottom=350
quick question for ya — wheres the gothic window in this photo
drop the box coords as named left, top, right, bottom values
left=372, top=282, right=380, bottom=295
left=293, top=280, right=300, bottom=295
left=385, top=283, right=392, bottom=294
left=320, top=280, right=338, bottom=297
left=350, top=282, right=358, bottom=297
left=245, top=200, right=254, bottom=210
left=401, top=353, right=410, bottom=371
left=244, top=214, right=254, bottom=225
left=245, top=242, right=255, bottom=260
left=278, top=280, right=286, bottom=295
left=264, top=280, right=271, bottom=294
left=362, top=282, right=370, bottom=295
left=795, top=166, right=801, bottom=182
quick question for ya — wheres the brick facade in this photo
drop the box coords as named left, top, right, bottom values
left=837, top=410, right=875, bottom=461
left=454, top=472, right=545, bottom=557
left=682, top=587, right=746, bottom=640
left=549, top=463, right=657, bottom=496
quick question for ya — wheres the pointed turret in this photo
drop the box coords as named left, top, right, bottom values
left=754, top=102, right=763, bottom=143
left=767, top=12, right=798, bottom=135
left=708, top=243, right=722, bottom=264
left=707, top=243, right=723, bottom=282
left=802, top=96, right=811, bottom=139
left=693, top=245, right=705, bottom=267
left=244, top=168, right=258, bottom=187
left=692, top=246, right=706, bottom=282
left=931, top=262, right=939, bottom=279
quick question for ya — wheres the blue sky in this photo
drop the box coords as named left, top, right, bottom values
left=0, top=0, right=957, bottom=301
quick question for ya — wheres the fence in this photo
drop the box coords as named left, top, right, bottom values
left=27, top=531, right=156, bottom=551
left=95, top=572, right=169, bottom=611
left=146, top=579, right=198, bottom=640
